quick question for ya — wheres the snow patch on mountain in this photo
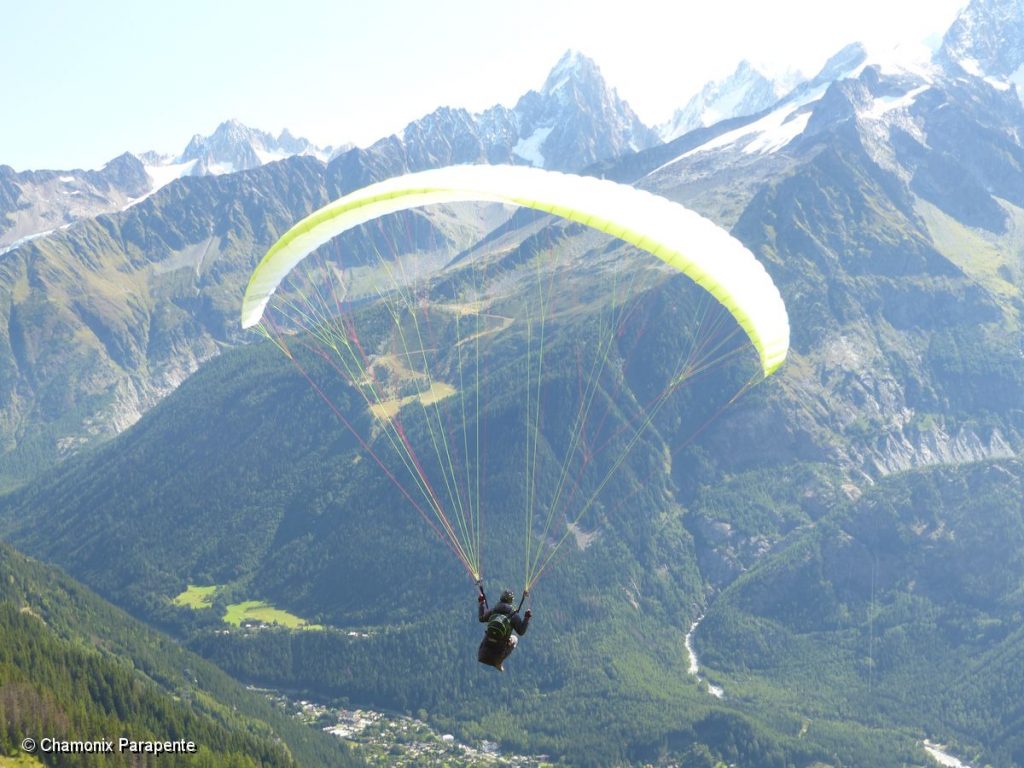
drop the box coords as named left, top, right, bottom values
left=0, top=226, right=68, bottom=256
left=119, top=159, right=199, bottom=210
left=860, top=84, right=931, bottom=120
left=960, top=56, right=986, bottom=76
left=683, top=104, right=813, bottom=161
left=1012, top=62, right=1024, bottom=92
left=513, top=126, right=553, bottom=167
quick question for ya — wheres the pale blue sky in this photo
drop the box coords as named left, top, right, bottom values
left=3, top=0, right=965, bottom=171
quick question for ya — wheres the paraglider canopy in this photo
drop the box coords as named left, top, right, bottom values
left=241, top=164, right=788, bottom=376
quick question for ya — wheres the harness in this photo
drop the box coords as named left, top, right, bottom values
left=478, top=582, right=527, bottom=645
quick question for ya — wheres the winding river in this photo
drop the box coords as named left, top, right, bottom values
left=684, top=615, right=724, bottom=698
left=923, top=740, right=975, bottom=768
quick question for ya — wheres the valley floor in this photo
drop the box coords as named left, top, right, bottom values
left=253, top=686, right=555, bottom=767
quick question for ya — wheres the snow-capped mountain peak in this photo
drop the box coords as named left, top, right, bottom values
left=938, top=0, right=1024, bottom=79
left=648, top=38, right=944, bottom=182
left=802, top=43, right=869, bottom=91
left=659, top=60, right=806, bottom=142
left=793, top=40, right=940, bottom=97
left=119, top=120, right=350, bottom=210
left=371, top=49, right=658, bottom=174
left=541, top=49, right=603, bottom=100
left=511, top=50, right=658, bottom=170
left=176, top=119, right=337, bottom=176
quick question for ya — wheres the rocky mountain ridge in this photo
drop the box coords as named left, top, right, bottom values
left=0, top=153, right=150, bottom=249
left=0, top=51, right=656, bottom=256
left=333, top=50, right=659, bottom=189
left=173, top=119, right=342, bottom=176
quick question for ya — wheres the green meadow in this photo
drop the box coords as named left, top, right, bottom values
left=172, top=586, right=320, bottom=630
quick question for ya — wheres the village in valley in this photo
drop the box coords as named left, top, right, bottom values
left=255, top=687, right=553, bottom=767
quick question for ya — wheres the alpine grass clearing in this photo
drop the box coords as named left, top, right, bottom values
left=224, top=600, right=322, bottom=630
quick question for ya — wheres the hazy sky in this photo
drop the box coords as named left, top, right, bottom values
left=3, top=0, right=966, bottom=171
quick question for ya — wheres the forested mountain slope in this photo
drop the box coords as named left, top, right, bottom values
left=0, top=541, right=362, bottom=767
